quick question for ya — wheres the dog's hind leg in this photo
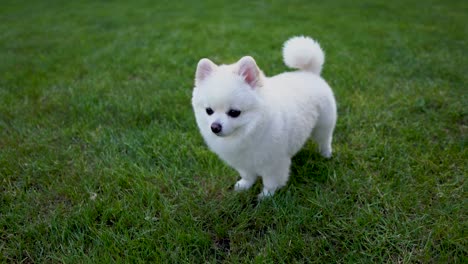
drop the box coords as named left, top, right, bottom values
left=312, top=105, right=336, bottom=158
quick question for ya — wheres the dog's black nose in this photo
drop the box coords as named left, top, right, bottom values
left=211, top=123, right=222, bottom=134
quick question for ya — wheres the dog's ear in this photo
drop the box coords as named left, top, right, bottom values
left=195, top=58, right=217, bottom=86
left=238, top=56, right=262, bottom=88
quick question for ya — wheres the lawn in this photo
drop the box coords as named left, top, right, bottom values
left=0, top=0, right=466, bottom=262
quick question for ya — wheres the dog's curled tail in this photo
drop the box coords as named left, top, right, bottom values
left=283, top=36, right=325, bottom=75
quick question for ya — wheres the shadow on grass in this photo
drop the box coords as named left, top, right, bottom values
left=222, top=146, right=334, bottom=201
left=290, top=147, right=332, bottom=185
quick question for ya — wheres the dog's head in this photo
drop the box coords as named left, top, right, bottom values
left=192, top=56, right=265, bottom=138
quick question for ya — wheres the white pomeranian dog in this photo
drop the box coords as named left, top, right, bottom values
left=192, top=36, right=337, bottom=198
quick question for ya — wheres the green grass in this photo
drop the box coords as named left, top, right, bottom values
left=0, top=0, right=466, bottom=262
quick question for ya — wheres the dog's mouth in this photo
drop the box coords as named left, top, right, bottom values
left=212, top=126, right=243, bottom=138
left=213, top=131, right=227, bottom=137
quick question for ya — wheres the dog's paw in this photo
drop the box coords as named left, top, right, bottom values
left=234, top=179, right=254, bottom=191
left=257, top=188, right=275, bottom=200
left=320, top=149, right=332, bottom=159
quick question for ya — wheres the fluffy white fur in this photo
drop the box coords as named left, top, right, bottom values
left=283, top=36, right=325, bottom=74
left=192, top=36, right=337, bottom=198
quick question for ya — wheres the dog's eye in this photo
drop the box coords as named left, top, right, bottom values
left=206, top=108, right=214, bottom=115
left=227, top=109, right=241, bottom=118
